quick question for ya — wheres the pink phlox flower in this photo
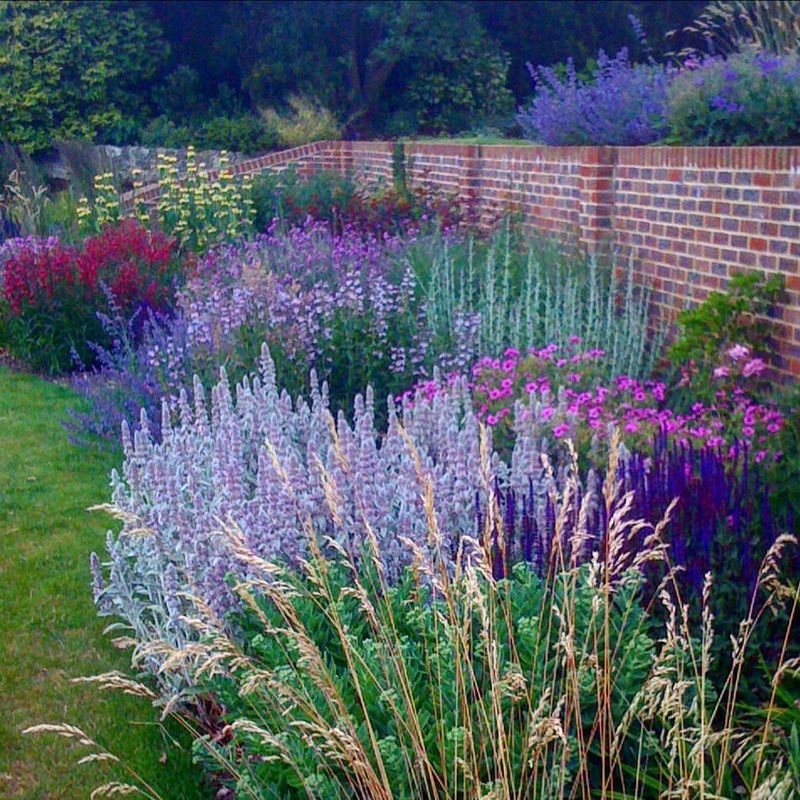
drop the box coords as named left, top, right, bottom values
left=540, top=406, right=556, bottom=421
left=742, top=358, right=765, bottom=377
left=727, top=344, right=750, bottom=362
left=713, top=366, right=730, bottom=379
left=754, top=449, right=767, bottom=464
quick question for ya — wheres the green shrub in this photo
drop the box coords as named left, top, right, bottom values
left=197, top=114, right=276, bottom=154
left=139, top=116, right=194, bottom=150
left=251, top=167, right=356, bottom=230
left=405, top=38, right=514, bottom=134
left=0, top=1, right=167, bottom=153
left=669, top=270, right=785, bottom=386
left=666, top=50, right=800, bottom=145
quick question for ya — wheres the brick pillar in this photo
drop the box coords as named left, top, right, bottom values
left=458, top=144, right=481, bottom=225
left=578, top=146, right=616, bottom=253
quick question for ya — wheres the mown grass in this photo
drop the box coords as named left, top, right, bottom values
left=0, top=367, right=207, bottom=799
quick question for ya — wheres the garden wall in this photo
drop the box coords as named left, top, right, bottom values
left=123, top=140, right=800, bottom=377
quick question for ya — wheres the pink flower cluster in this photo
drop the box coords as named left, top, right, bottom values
left=403, top=341, right=785, bottom=458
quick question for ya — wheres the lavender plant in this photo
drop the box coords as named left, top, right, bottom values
left=517, top=47, right=670, bottom=145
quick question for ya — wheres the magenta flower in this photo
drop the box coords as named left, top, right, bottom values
left=553, top=423, right=569, bottom=438
left=742, top=358, right=765, bottom=377
left=727, top=344, right=750, bottom=362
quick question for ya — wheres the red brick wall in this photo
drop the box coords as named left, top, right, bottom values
left=612, top=147, right=800, bottom=376
left=124, top=140, right=800, bottom=377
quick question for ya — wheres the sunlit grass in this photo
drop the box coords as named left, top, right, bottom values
left=0, top=367, right=207, bottom=799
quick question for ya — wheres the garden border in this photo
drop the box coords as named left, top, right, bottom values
left=122, top=141, right=800, bottom=376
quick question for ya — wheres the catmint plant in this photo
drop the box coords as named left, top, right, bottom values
left=517, top=47, right=670, bottom=145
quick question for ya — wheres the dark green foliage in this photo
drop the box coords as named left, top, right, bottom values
left=251, top=168, right=357, bottom=231
left=0, top=1, right=168, bottom=153
left=215, top=1, right=514, bottom=136
left=669, top=271, right=785, bottom=374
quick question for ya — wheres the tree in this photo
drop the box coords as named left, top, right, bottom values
left=217, top=1, right=512, bottom=135
left=0, top=0, right=168, bottom=152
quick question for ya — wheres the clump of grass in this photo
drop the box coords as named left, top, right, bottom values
left=29, top=429, right=800, bottom=798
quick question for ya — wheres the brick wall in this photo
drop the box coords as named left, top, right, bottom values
left=124, top=140, right=800, bottom=377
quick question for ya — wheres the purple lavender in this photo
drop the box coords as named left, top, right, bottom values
left=517, top=48, right=670, bottom=145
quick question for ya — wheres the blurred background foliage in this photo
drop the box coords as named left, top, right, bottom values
left=0, top=0, right=706, bottom=154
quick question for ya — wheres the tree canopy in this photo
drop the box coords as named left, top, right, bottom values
left=0, top=0, right=706, bottom=152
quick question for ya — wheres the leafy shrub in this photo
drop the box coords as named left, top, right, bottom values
left=142, top=112, right=277, bottom=155
left=517, top=47, right=670, bottom=145
left=0, top=0, right=167, bottom=153
left=196, top=114, right=277, bottom=154
left=138, top=116, right=194, bottom=150
left=0, top=221, right=176, bottom=373
left=667, top=50, right=800, bottom=145
left=669, top=270, right=785, bottom=399
left=405, top=36, right=514, bottom=134
left=260, top=95, right=341, bottom=149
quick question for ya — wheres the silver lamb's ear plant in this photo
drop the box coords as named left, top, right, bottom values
left=92, top=344, right=597, bottom=698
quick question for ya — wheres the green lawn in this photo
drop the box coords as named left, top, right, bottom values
left=0, top=368, right=207, bottom=799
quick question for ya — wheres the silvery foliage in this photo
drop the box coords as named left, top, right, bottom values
left=91, top=346, right=603, bottom=697
left=420, top=225, right=665, bottom=379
